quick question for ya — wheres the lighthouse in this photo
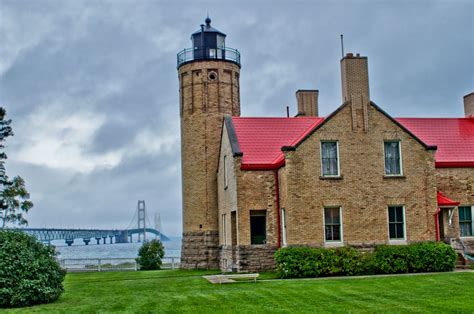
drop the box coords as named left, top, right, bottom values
left=177, top=17, right=241, bottom=268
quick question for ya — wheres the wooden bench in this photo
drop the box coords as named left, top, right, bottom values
left=215, top=273, right=259, bottom=284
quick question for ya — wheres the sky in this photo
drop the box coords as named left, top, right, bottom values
left=0, top=0, right=472, bottom=236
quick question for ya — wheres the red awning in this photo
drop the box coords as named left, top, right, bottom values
left=437, top=191, right=460, bottom=207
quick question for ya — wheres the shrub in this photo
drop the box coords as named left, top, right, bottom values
left=0, top=230, right=66, bottom=308
left=373, top=242, right=456, bottom=273
left=275, top=242, right=456, bottom=279
left=275, top=246, right=367, bottom=278
left=136, top=239, right=165, bottom=270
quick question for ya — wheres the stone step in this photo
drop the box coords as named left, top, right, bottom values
left=455, top=265, right=471, bottom=270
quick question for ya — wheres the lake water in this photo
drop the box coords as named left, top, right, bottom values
left=54, top=237, right=181, bottom=260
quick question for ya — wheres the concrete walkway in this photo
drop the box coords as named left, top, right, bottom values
left=204, top=269, right=473, bottom=284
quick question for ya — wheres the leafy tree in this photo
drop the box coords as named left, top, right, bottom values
left=0, top=107, right=33, bottom=228
left=136, top=239, right=165, bottom=270
left=0, top=230, right=66, bottom=307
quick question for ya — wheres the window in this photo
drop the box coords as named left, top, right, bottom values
left=250, top=210, right=266, bottom=245
left=281, top=208, right=287, bottom=247
left=384, top=141, right=402, bottom=175
left=223, top=155, right=228, bottom=189
left=222, top=213, right=227, bottom=245
left=459, top=206, right=473, bottom=237
left=321, top=141, right=339, bottom=176
left=324, top=207, right=342, bottom=242
left=388, top=206, right=405, bottom=240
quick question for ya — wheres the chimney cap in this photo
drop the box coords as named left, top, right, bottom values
left=463, top=92, right=474, bottom=99
left=296, top=89, right=319, bottom=93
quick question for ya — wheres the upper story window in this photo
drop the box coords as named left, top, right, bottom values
left=223, top=155, right=228, bottom=189
left=384, top=141, right=402, bottom=175
left=459, top=206, right=473, bottom=237
left=321, top=141, right=339, bottom=176
left=388, top=206, right=405, bottom=240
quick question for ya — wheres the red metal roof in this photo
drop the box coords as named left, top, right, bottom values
left=396, top=118, right=474, bottom=167
left=232, top=117, right=324, bottom=170
left=437, top=191, right=460, bottom=207
left=231, top=116, right=474, bottom=170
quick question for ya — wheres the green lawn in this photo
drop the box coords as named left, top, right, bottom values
left=6, top=270, right=474, bottom=313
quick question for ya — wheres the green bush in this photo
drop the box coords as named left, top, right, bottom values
left=374, top=242, right=456, bottom=274
left=275, top=246, right=368, bottom=278
left=0, top=230, right=66, bottom=308
left=136, top=239, right=165, bottom=270
left=275, top=242, right=456, bottom=278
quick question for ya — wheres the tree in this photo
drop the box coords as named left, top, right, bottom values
left=0, top=107, right=33, bottom=228
left=136, top=239, right=165, bottom=270
left=0, top=230, right=66, bottom=307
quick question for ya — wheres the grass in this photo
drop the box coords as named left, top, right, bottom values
left=5, top=270, right=474, bottom=313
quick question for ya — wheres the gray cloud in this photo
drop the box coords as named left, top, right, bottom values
left=1, top=0, right=472, bottom=236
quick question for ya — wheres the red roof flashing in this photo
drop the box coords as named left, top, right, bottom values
left=437, top=191, right=460, bottom=207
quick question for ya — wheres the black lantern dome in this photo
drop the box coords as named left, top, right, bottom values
left=177, top=17, right=240, bottom=68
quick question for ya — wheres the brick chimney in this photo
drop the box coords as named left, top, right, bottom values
left=296, top=90, right=319, bottom=117
left=464, top=92, right=474, bottom=117
left=340, top=53, right=370, bottom=102
left=340, top=53, right=370, bottom=132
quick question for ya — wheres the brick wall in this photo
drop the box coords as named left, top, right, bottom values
left=179, top=60, right=240, bottom=268
left=436, top=167, right=474, bottom=245
left=282, top=103, right=437, bottom=247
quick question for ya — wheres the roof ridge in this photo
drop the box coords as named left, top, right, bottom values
left=232, top=116, right=323, bottom=120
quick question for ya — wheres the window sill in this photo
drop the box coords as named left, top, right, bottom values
left=320, top=175, right=343, bottom=180
left=388, top=239, right=407, bottom=245
left=383, top=175, right=406, bottom=179
left=324, top=242, right=344, bottom=247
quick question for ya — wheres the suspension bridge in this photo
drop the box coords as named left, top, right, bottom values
left=17, top=201, right=170, bottom=246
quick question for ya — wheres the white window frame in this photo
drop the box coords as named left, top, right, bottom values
left=387, top=205, right=407, bottom=243
left=281, top=208, right=287, bottom=247
left=222, top=213, right=227, bottom=245
left=320, top=141, right=340, bottom=177
left=384, top=140, right=403, bottom=176
left=323, top=207, right=343, bottom=246
left=459, top=205, right=474, bottom=238
left=223, top=155, right=228, bottom=189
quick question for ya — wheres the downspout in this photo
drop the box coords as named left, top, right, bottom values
left=274, top=169, right=281, bottom=249
left=434, top=207, right=441, bottom=241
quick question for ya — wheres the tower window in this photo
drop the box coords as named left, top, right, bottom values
left=208, top=71, right=218, bottom=81
left=224, top=155, right=228, bottom=189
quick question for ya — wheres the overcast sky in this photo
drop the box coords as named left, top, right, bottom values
left=1, top=0, right=472, bottom=236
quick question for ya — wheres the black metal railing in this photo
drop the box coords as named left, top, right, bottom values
left=177, top=47, right=241, bottom=68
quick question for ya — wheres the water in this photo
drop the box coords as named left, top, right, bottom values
left=54, top=237, right=181, bottom=260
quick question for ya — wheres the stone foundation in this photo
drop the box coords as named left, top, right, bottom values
left=181, top=230, right=219, bottom=269
left=218, top=245, right=277, bottom=272
left=219, top=245, right=235, bottom=272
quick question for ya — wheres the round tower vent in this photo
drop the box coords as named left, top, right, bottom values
left=208, top=71, right=218, bottom=81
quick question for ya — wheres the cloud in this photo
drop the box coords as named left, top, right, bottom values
left=1, top=0, right=473, bottom=236
left=13, top=104, right=121, bottom=173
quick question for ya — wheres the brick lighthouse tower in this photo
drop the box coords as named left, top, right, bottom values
left=177, top=17, right=241, bottom=268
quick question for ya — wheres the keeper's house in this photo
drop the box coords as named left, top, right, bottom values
left=178, top=18, right=474, bottom=272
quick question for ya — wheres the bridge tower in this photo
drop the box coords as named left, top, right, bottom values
left=177, top=17, right=241, bottom=268
left=137, top=200, right=146, bottom=242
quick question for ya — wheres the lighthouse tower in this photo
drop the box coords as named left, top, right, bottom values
left=177, top=17, right=241, bottom=268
